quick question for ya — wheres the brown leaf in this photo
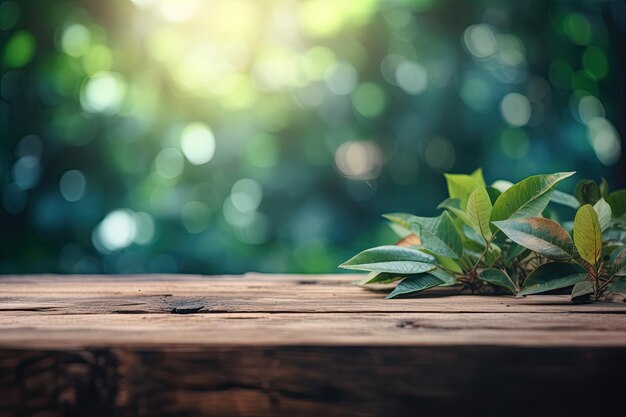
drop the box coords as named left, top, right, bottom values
left=396, top=233, right=420, bottom=247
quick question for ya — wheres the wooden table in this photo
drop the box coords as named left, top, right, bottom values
left=1, top=274, right=626, bottom=417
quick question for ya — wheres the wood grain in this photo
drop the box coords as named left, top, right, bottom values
left=1, top=273, right=626, bottom=417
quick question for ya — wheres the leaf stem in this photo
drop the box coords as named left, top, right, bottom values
left=470, top=233, right=496, bottom=275
left=596, top=271, right=617, bottom=299
left=590, top=262, right=603, bottom=299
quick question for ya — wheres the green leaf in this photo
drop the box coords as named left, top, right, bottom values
left=480, top=268, right=518, bottom=294
left=436, top=212, right=463, bottom=256
left=603, top=245, right=622, bottom=259
left=542, top=207, right=560, bottom=223
left=340, top=245, right=436, bottom=274
left=518, top=262, right=588, bottom=296
left=490, top=172, right=575, bottom=227
left=382, top=213, right=417, bottom=230
left=466, top=187, right=493, bottom=240
left=429, top=268, right=457, bottom=286
left=409, top=212, right=462, bottom=259
left=504, top=243, right=528, bottom=265
left=388, top=224, right=410, bottom=238
left=574, top=180, right=601, bottom=205
left=571, top=280, right=595, bottom=302
left=470, top=168, right=487, bottom=187
left=607, top=277, right=626, bottom=294
left=606, top=190, right=626, bottom=218
left=608, top=246, right=626, bottom=276
left=437, top=198, right=472, bottom=226
left=573, top=204, right=602, bottom=265
left=444, top=172, right=483, bottom=209
left=359, top=272, right=406, bottom=285
left=411, top=218, right=462, bottom=259
left=603, top=227, right=626, bottom=246
left=383, top=213, right=440, bottom=231
left=550, top=190, right=581, bottom=209
left=492, top=217, right=574, bottom=261
left=561, top=221, right=574, bottom=234
left=386, top=272, right=444, bottom=298
left=413, top=224, right=456, bottom=258
left=614, top=214, right=626, bottom=229
left=593, top=198, right=612, bottom=232
left=429, top=252, right=464, bottom=274
left=360, top=268, right=457, bottom=287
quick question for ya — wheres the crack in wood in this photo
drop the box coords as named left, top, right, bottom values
left=170, top=304, right=205, bottom=314
left=395, top=320, right=614, bottom=332
left=0, top=307, right=58, bottom=312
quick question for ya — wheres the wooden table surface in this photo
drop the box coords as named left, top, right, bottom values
left=1, top=274, right=626, bottom=417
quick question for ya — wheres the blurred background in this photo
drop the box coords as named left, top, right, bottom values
left=1, top=0, right=624, bottom=274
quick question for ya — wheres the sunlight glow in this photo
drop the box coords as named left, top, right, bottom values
left=80, top=71, right=126, bottom=114
left=180, top=123, right=216, bottom=165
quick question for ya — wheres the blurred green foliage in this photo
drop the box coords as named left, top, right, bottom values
left=0, top=0, right=624, bottom=274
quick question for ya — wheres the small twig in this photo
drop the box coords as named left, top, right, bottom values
left=597, top=272, right=618, bottom=298
left=470, top=235, right=495, bottom=275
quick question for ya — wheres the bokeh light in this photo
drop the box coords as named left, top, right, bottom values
left=0, top=0, right=623, bottom=274
left=335, top=141, right=383, bottom=180
left=180, top=123, right=216, bottom=165
left=500, top=93, right=531, bottom=127
left=80, top=71, right=126, bottom=114
left=59, top=170, right=86, bottom=202
left=95, top=209, right=137, bottom=252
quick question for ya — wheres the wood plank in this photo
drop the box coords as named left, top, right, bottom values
left=1, top=273, right=625, bottom=348
left=1, top=274, right=626, bottom=417
left=2, top=312, right=626, bottom=348
left=1, top=346, right=625, bottom=417
left=2, top=274, right=626, bottom=315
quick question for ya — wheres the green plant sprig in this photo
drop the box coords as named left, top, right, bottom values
left=340, top=170, right=626, bottom=303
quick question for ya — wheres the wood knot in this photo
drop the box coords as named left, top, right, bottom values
left=396, top=320, right=420, bottom=329
left=170, top=304, right=204, bottom=314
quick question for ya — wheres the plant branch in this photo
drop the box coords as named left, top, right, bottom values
left=470, top=234, right=496, bottom=275
left=597, top=272, right=617, bottom=296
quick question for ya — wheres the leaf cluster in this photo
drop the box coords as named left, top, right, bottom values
left=340, top=171, right=626, bottom=303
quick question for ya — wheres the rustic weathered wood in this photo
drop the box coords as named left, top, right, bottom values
left=1, top=274, right=626, bottom=417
